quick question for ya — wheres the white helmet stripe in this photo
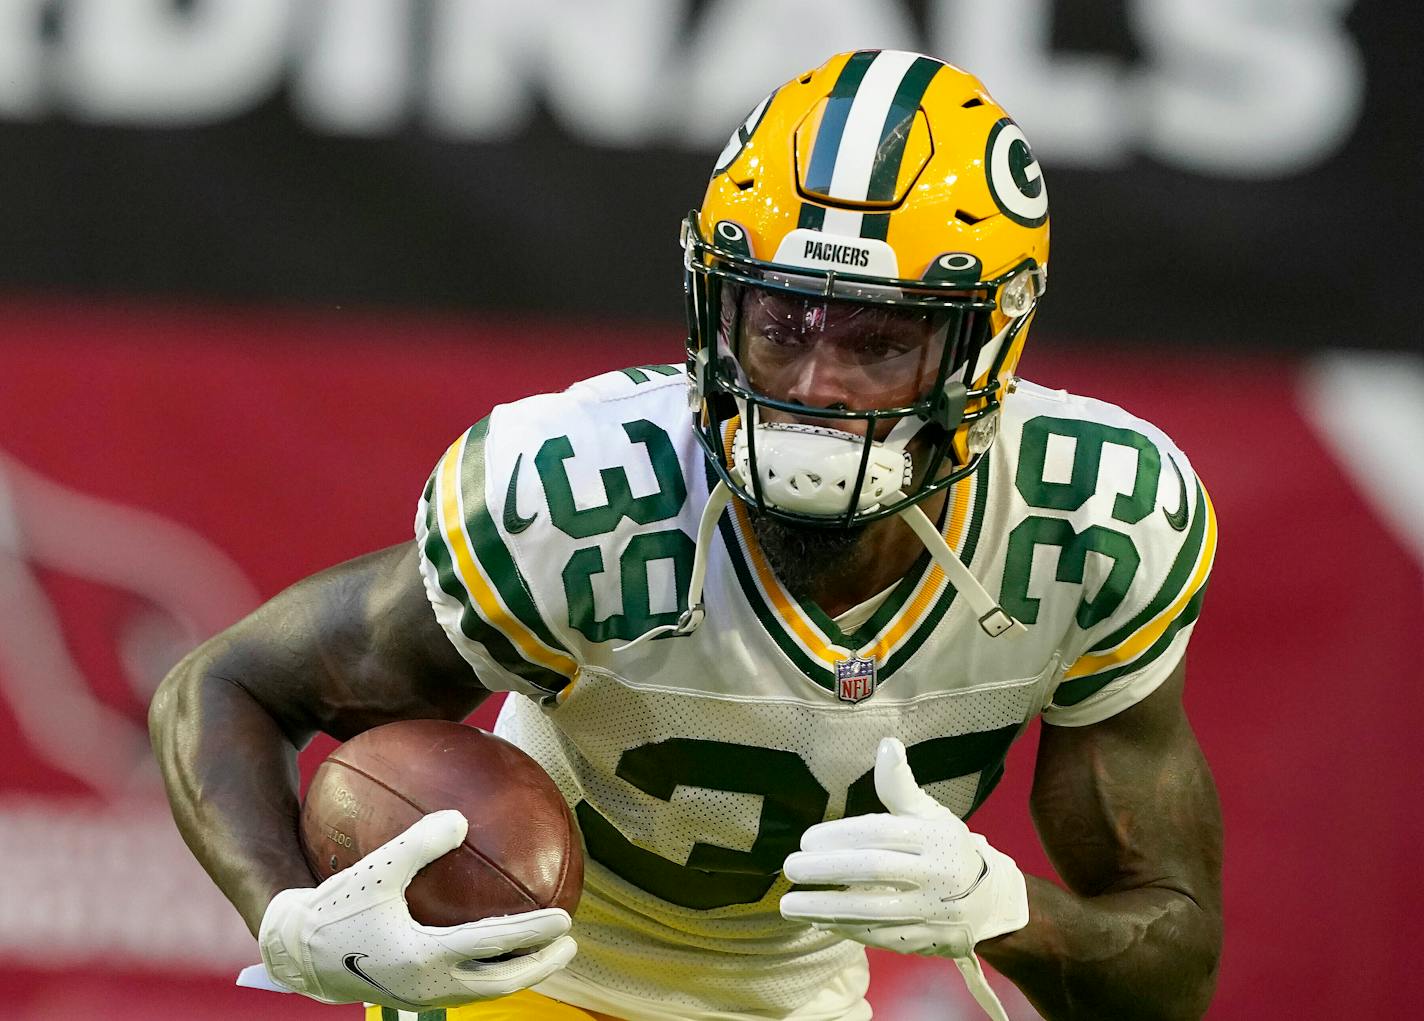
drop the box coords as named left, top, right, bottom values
left=826, top=50, right=922, bottom=204
left=820, top=205, right=865, bottom=238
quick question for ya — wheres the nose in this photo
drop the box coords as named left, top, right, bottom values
left=781, top=345, right=857, bottom=411
left=773, top=349, right=877, bottom=438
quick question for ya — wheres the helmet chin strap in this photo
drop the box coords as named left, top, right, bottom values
left=616, top=416, right=1025, bottom=652
left=898, top=502, right=1025, bottom=638
left=614, top=480, right=732, bottom=652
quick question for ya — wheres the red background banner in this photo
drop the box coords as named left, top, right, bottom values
left=1, top=299, right=1420, bottom=1019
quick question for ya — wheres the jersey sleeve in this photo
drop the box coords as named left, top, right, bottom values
left=414, top=414, right=581, bottom=701
left=1040, top=447, right=1219, bottom=728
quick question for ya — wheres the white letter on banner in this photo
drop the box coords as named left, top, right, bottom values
left=62, top=0, right=290, bottom=124
left=0, top=0, right=49, bottom=117
left=929, top=0, right=1133, bottom=167
left=1300, top=353, right=1424, bottom=574
left=1133, top=0, right=1364, bottom=177
left=679, top=0, right=917, bottom=146
left=427, top=0, right=683, bottom=145
left=292, top=0, right=414, bottom=135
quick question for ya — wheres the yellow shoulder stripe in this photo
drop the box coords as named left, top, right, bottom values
left=1064, top=484, right=1218, bottom=680
left=437, top=437, right=578, bottom=679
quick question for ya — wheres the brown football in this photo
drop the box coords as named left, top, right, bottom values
left=299, top=719, right=582, bottom=927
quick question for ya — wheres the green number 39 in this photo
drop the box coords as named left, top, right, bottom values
left=1001, top=416, right=1157, bottom=627
left=535, top=419, right=695, bottom=642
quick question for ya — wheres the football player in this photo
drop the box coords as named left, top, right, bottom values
left=152, top=51, right=1222, bottom=1021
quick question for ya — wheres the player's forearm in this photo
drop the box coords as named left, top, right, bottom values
left=976, top=874, right=1220, bottom=1021
left=149, top=652, right=318, bottom=936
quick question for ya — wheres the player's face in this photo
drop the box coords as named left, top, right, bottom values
left=727, top=287, right=948, bottom=437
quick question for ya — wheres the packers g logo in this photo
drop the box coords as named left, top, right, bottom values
left=713, top=90, right=775, bottom=174
left=985, top=118, right=1048, bottom=227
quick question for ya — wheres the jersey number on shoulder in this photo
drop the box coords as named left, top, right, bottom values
left=1003, top=417, right=1159, bottom=627
left=534, top=420, right=696, bottom=642
left=574, top=728, right=1017, bottom=910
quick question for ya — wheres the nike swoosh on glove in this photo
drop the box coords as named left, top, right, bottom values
left=779, top=737, right=1029, bottom=959
left=257, top=810, right=576, bottom=1010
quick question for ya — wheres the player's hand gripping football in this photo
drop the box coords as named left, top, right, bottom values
left=781, top=735, right=1028, bottom=956
left=256, top=810, right=576, bottom=1010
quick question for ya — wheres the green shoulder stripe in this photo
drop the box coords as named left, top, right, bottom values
left=1053, top=581, right=1209, bottom=708
left=618, top=364, right=682, bottom=385
left=422, top=490, right=568, bottom=694
left=458, top=418, right=571, bottom=656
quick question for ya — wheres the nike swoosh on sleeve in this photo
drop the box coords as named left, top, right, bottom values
left=503, top=452, right=539, bottom=534
left=1162, top=456, right=1189, bottom=531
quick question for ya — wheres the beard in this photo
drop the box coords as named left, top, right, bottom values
left=746, top=510, right=868, bottom=599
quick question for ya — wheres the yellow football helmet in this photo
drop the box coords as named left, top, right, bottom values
left=684, top=49, right=1050, bottom=529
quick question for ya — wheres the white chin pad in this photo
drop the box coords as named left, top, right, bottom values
left=731, top=422, right=913, bottom=516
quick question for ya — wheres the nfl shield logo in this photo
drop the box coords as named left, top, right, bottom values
left=836, top=656, right=877, bottom=703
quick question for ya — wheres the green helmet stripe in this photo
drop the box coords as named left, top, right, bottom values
left=860, top=212, right=890, bottom=240
left=864, top=55, right=941, bottom=204
left=801, top=50, right=878, bottom=197
left=796, top=203, right=826, bottom=230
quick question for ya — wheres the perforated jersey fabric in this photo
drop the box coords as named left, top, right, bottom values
left=414, top=367, right=1216, bottom=1019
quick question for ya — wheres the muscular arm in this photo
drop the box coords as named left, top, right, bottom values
left=148, top=543, right=488, bottom=936
left=976, top=659, right=1223, bottom=1020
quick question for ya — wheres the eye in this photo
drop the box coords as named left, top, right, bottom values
left=759, top=325, right=805, bottom=349
left=854, top=335, right=912, bottom=360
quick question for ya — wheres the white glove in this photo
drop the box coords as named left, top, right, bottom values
left=257, top=809, right=577, bottom=1010
left=780, top=737, right=1028, bottom=958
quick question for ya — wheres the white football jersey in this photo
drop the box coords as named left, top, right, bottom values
left=415, top=366, right=1216, bottom=1021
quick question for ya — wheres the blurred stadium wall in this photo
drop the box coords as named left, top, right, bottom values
left=0, top=3, right=1420, bottom=1020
